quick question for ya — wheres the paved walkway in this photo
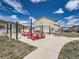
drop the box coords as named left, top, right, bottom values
left=18, top=35, right=79, bottom=59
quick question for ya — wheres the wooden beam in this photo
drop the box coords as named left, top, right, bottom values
left=23, top=26, right=24, bottom=32
left=30, top=19, right=32, bottom=37
left=10, top=22, right=12, bottom=37
left=31, top=19, right=32, bottom=33
left=41, top=25, right=43, bottom=34
left=7, top=23, right=9, bottom=34
left=49, top=26, right=51, bottom=35
left=16, top=22, right=18, bottom=40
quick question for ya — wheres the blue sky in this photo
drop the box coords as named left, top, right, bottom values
left=0, top=0, right=79, bottom=27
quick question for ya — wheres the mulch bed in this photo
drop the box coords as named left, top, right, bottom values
left=54, top=32, right=79, bottom=37
left=58, top=40, right=79, bottom=59
left=0, top=36, right=37, bottom=59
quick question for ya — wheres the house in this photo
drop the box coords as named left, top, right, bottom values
left=33, top=17, right=60, bottom=33
left=0, top=19, right=27, bottom=34
left=0, top=19, right=8, bottom=34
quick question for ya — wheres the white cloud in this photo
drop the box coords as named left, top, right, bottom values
left=30, top=0, right=46, bottom=3
left=19, top=20, right=29, bottom=26
left=3, top=0, right=30, bottom=15
left=19, top=16, right=37, bottom=26
left=64, top=15, right=79, bottom=27
left=59, top=15, right=79, bottom=27
left=0, top=2, right=8, bottom=12
left=29, top=16, right=37, bottom=23
left=11, top=15, right=17, bottom=19
left=54, top=8, right=64, bottom=14
left=19, top=21, right=28, bottom=24
left=64, top=15, right=76, bottom=20
left=0, top=1, right=18, bottom=14
left=65, top=0, right=79, bottom=11
left=0, top=15, right=37, bottom=26
left=10, top=15, right=20, bottom=22
left=0, top=15, right=8, bottom=21
left=0, top=15, right=20, bottom=22
left=58, top=20, right=66, bottom=27
left=0, top=15, right=29, bottom=26
left=66, top=19, right=79, bottom=26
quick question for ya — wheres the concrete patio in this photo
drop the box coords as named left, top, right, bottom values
left=17, top=34, right=79, bottom=59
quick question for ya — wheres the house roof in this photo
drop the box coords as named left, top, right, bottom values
left=0, top=19, right=8, bottom=23
left=34, top=17, right=58, bottom=23
left=34, top=17, right=59, bottom=27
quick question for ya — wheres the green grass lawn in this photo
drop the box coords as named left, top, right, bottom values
left=54, top=32, right=79, bottom=37
left=58, top=40, right=79, bottom=59
left=0, top=36, right=36, bottom=59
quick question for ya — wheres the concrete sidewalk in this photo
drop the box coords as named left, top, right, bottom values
left=19, top=35, right=79, bottom=59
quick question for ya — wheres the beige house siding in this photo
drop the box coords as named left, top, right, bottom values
left=34, top=18, right=60, bottom=33
left=34, top=26, right=41, bottom=31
